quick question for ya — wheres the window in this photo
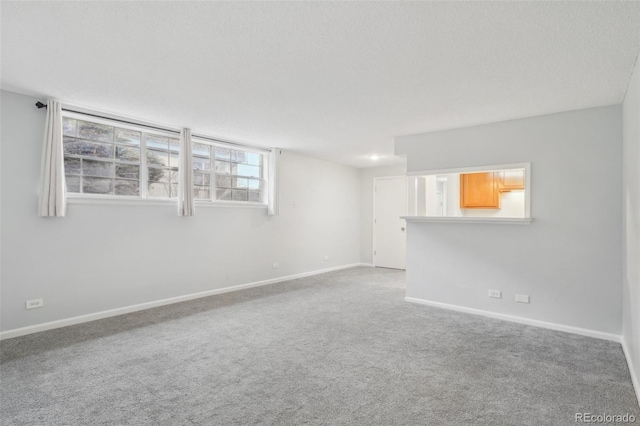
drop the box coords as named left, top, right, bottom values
left=408, top=163, right=531, bottom=219
left=62, top=113, right=180, bottom=199
left=192, top=140, right=267, bottom=204
left=60, top=110, right=271, bottom=207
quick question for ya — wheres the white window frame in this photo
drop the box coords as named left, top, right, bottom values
left=62, top=111, right=181, bottom=203
left=404, top=162, right=532, bottom=224
left=191, top=137, right=269, bottom=207
left=60, top=108, right=271, bottom=209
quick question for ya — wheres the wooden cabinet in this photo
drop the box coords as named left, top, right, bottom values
left=460, top=172, right=500, bottom=209
left=460, top=169, right=526, bottom=209
left=498, top=170, right=525, bottom=191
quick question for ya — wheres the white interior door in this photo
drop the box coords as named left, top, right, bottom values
left=373, top=177, right=407, bottom=269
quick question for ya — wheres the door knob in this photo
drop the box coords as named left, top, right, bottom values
left=401, top=227, right=405, bottom=231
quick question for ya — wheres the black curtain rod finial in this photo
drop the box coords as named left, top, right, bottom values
left=35, top=101, right=47, bottom=109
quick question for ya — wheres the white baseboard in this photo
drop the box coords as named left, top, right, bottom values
left=621, top=337, right=640, bottom=408
left=405, top=296, right=621, bottom=343
left=1, top=263, right=369, bottom=340
left=359, top=263, right=374, bottom=268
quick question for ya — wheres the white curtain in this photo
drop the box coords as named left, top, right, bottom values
left=178, top=128, right=194, bottom=216
left=38, top=99, right=66, bottom=217
left=268, top=148, right=280, bottom=216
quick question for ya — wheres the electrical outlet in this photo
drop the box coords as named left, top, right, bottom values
left=324, top=255, right=329, bottom=261
left=488, top=290, right=502, bottom=299
left=26, top=299, right=43, bottom=309
left=515, top=294, right=530, bottom=304
left=272, top=263, right=279, bottom=269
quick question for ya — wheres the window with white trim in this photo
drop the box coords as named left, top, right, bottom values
left=192, top=140, right=267, bottom=204
left=61, top=110, right=271, bottom=206
left=62, top=113, right=180, bottom=199
left=407, top=163, right=531, bottom=219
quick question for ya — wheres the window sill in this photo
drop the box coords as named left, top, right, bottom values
left=401, top=216, right=533, bottom=225
left=195, top=200, right=267, bottom=209
left=66, top=196, right=267, bottom=209
left=67, top=196, right=176, bottom=206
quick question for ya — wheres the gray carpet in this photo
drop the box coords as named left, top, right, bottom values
left=1, top=267, right=638, bottom=425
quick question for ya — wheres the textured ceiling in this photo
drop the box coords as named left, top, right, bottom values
left=2, top=1, right=639, bottom=167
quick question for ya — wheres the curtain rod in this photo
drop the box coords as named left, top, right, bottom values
left=36, top=101, right=180, bottom=135
left=35, top=101, right=272, bottom=153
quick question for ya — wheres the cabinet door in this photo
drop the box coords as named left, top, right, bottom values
left=460, top=172, right=500, bottom=208
left=499, top=169, right=525, bottom=191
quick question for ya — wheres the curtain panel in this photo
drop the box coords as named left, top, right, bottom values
left=37, top=99, right=66, bottom=217
left=178, top=128, right=195, bottom=216
left=268, top=148, right=280, bottom=216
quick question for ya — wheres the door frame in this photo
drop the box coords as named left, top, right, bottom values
left=372, top=176, right=409, bottom=268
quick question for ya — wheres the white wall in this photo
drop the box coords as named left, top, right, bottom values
left=623, top=55, right=640, bottom=390
left=359, top=165, right=406, bottom=265
left=424, top=176, right=438, bottom=216
left=443, top=173, right=462, bottom=217
left=396, top=105, right=623, bottom=334
left=460, top=190, right=525, bottom=218
left=0, top=90, right=362, bottom=332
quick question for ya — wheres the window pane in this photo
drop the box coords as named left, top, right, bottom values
left=64, top=138, right=114, bottom=158
left=248, top=179, right=261, bottom=190
left=115, top=128, right=141, bottom=146
left=247, top=152, right=262, bottom=166
left=194, top=172, right=210, bottom=185
left=148, top=182, right=170, bottom=198
left=169, top=168, right=179, bottom=183
left=66, top=175, right=80, bottom=193
left=147, top=149, right=169, bottom=166
left=210, top=147, right=267, bottom=203
left=216, top=175, right=232, bottom=188
left=215, top=147, right=230, bottom=161
left=233, top=177, right=248, bottom=189
left=78, top=121, right=114, bottom=142
left=146, top=135, right=169, bottom=150
left=116, top=164, right=139, bottom=179
left=61, top=115, right=184, bottom=201
left=248, top=190, right=261, bottom=202
left=231, top=150, right=247, bottom=164
left=148, top=167, right=170, bottom=183
left=63, top=118, right=77, bottom=137
left=64, top=157, right=81, bottom=175
left=216, top=188, right=232, bottom=200
left=83, top=160, right=114, bottom=178
left=83, top=177, right=113, bottom=194
left=232, top=189, right=248, bottom=201
left=115, top=180, right=139, bottom=196
left=215, top=161, right=231, bottom=174
left=193, top=143, right=211, bottom=157
left=193, top=158, right=211, bottom=171
left=116, top=146, right=140, bottom=162
left=194, top=186, right=210, bottom=200
left=147, top=168, right=177, bottom=197
left=232, top=164, right=261, bottom=178
left=169, top=152, right=179, bottom=168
